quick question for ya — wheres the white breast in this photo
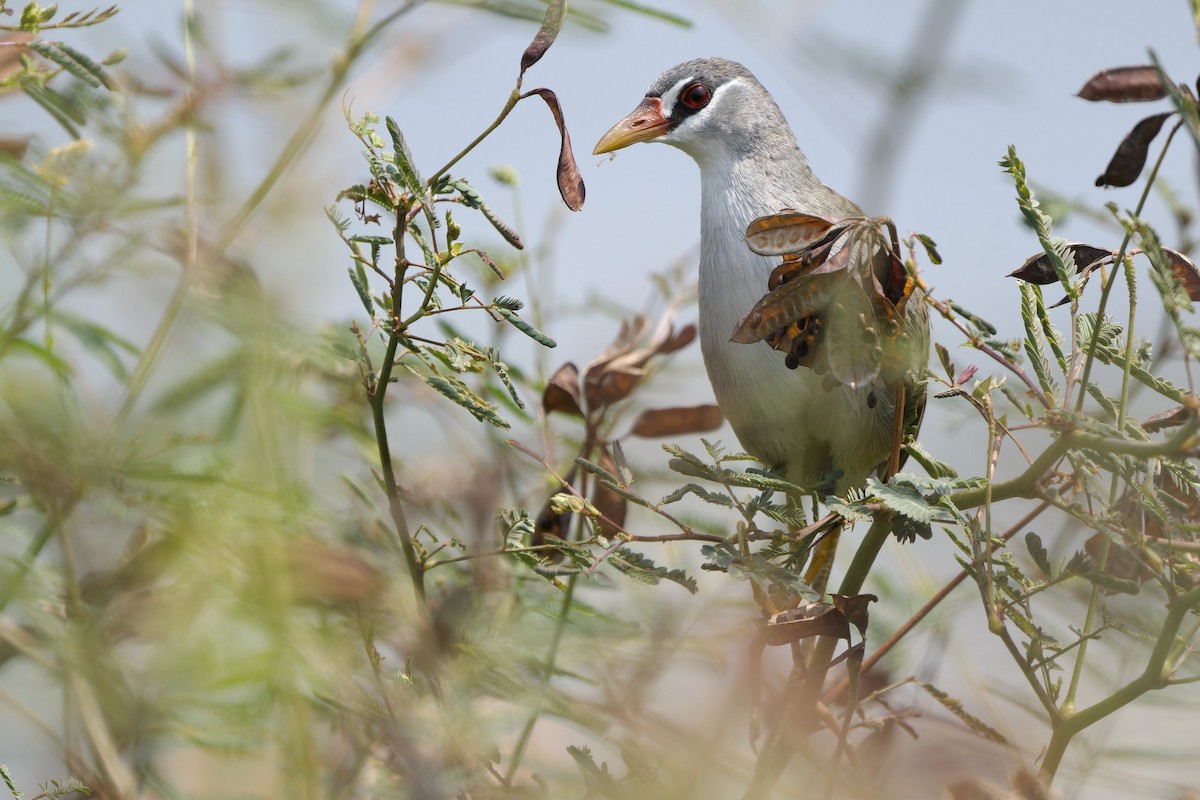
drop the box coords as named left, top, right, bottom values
left=694, top=156, right=891, bottom=489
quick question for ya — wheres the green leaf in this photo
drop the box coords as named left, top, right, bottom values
left=495, top=307, right=556, bottom=347
left=1025, top=531, right=1052, bottom=578
left=1, top=763, right=21, bottom=799
left=935, top=342, right=955, bottom=380
left=866, top=478, right=947, bottom=524
left=950, top=302, right=998, bottom=336
left=421, top=371, right=511, bottom=429
left=903, top=440, right=958, bottom=479
left=916, top=232, right=942, bottom=265
left=11, top=338, right=71, bottom=376
left=443, top=178, right=523, bottom=249
left=29, top=40, right=112, bottom=89
left=384, top=117, right=423, bottom=195
left=659, top=482, right=734, bottom=508
left=607, top=548, right=698, bottom=593
left=347, top=266, right=374, bottom=316
left=1001, top=145, right=1075, bottom=298
left=567, top=744, right=619, bottom=791
left=492, top=295, right=523, bottom=311
left=575, top=456, right=621, bottom=487
left=1004, top=605, right=1044, bottom=643
left=21, top=80, right=83, bottom=138
left=1020, top=283, right=1058, bottom=402
left=487, top=351, right=525, bottom=410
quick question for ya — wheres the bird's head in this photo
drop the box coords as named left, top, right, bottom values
left=593, top=57, right=790, bottom=167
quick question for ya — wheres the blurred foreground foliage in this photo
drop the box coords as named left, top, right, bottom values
left=1, top=2, right=1200, bottom=800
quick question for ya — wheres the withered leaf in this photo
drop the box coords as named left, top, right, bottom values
left=1095, top=112, right=1174, bottom=188
left=519, top=0, right=566, bottom=75
left=543, top=362, right=583, bottom=416
left=1142, top=404, right=1190, bottom=432
left=756, top=602, right=851, bottom=647
left=1009, top=243, right=1113, bottom=284
left=744, top=210, right=842, bottom=256
left=629, top=404, right=724, bottom=438
left=731, top=270, right=850, bottom=344
left=584, top=365, right=643, bottom=409
left=1084, top=532, right=1153, bottom=588
left=1162, top=247, right=1200, bottom=300
left=654, top=322, right=697, bottom=355
left=591, top=446, right=627, bottom=539
left=521, top=87, right=585, bottom=211
left=830, top=593, right=878, bottom=639
left=1077, top=65, right=1167, bottom=103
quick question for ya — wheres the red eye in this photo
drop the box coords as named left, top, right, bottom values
left=680, top=82, right=710, bottom=109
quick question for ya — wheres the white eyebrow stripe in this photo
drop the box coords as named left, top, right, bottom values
left=660, top=75, right=747, bottom=121
left=657, top=75, right=696, bottom=119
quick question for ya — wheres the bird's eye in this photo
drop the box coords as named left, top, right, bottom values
left=680, top=82, right=711, bottom=109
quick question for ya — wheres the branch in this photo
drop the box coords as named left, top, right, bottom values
left=946, top=415, right=1199, bottom=510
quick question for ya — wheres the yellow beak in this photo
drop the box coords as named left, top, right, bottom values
left=593, top=97, right=670, bottom=155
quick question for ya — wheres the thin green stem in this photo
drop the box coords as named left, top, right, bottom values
left=115, top=0, right=411, bottom=424
left=505, top=573, right=577, bottom=784
left=946, top=417, right=1200, bottom=510
left=743, top=515, right=892, bottom=800
left=112, top=2, right=203, bottom=425
left=0, top=512, right=61, bottom=615
left=822, top=501, right=1050, bottom=705
left=1041, top=583, right=1200, bottom=781
left=1064, top=253, right=1139, bottom=712
left=1074, top=121, right=1181, bottom=413
left=428, top=89, right=522, bottom=191
left=372, top=241, right=424, bottom=603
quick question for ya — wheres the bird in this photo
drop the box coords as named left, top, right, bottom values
left=593, top=57, right=929, bottom=495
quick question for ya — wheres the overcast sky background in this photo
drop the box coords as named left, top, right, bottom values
left=4, top=1, right=1200, bottom=795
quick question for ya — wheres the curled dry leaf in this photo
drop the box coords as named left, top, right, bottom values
left=1009, top=243, right=1113, bottom=284
left=1083, top=532, right=1153, bottom=587
left=519, top=0, right=566, bottom=75
left=580, top=313, right=699, bottom=411
left=522, top=88, right=585, bottom=211
left=744, top=210, right=843, bottom=256
left=1162, top=247, right=1200, bottom=300
left=543, top=362, right=583, bottom=416
left=1077, top=65, right=1167, bottom=103
left=830, top=593, right=878, bottom=639
left=656, top=321, right=697, bottom=354
left=1095, top=112, right=1173, bottom=188
left=735, top=214, right=921, bottom=392
left=756, top=601, right=851, bottom=647
left=1142, top=404, right=1190, bottom=432
left=584, top=366, right=643, bottom=409
left=628, top=404, right=724, bottom=438
left=731, top=270, right=849, bottom=344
